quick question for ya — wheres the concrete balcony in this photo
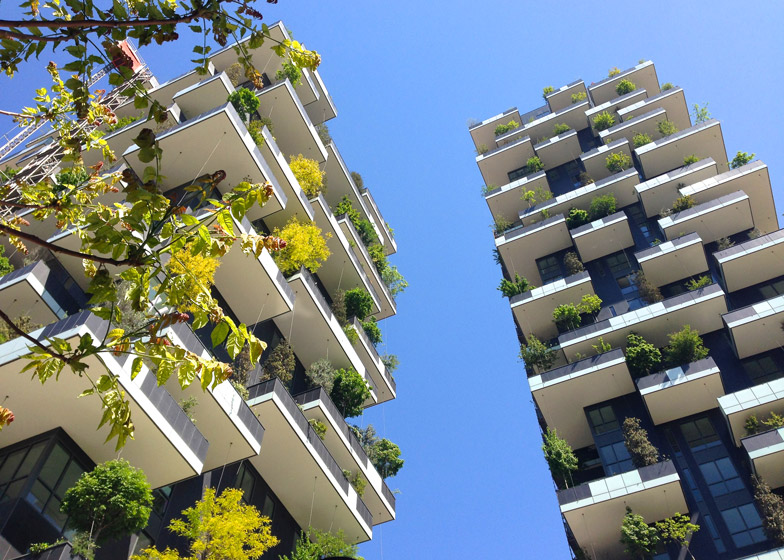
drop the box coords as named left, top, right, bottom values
left=529, top=349, right=634, bottom=448
left=272, top=268, right=378, bottom=406
left=716, top=229, right=784, bottom=293
left=723, top=294, right=784, bottom=360
left=485, top=169, right=549, bottom=225
left=617, top=87, right=690, bottom=132
left=559, top=460, right=686, bottom=559
left=637, top=357, right=725, bottom=425
left=520, top=169, right=639, bottom=227
left=512, top=271, right=595, bottom=342
left=580, top=138, right=633, bottom=182
left=556, top=283, right=727, bottom=362
left=171, top=71, right=234, bottom=120
left=256, top=80, right=328, bottom=164
left=584, top=88, right=648, bottom=134
left=719, top=379, right=784, bottom=446
left=346, top=317, right=395, bottom=403
left=322, top=143, right=380, bottom=238
left=294, top=387, right=395, bottom=524
left=304, top=66, right=338, bottom=125
left=337, top=216, right=396, bottom=321
left=115, top=64, right=213, bottom=120
left=163, top=322, right=265, bottom=470
left=360, top=187, right=397, bottom=256
left=737, top=547, right=784, bottom=560
left=588, top=61, right=661, bottom=105
left=247, top=379, right=373, bottom=543
left=122, top=103, right=287, bottom=220
left=476, top=134, right=535, bottom=187
left=495, top=214, right=573, bottom=286
left=635, top=119, right=728, bottom=179
left=496, top=100, right=590, bottom=147
left=658, top=191, right=754, bottom=243
left=306, top=194, right=384, bottom=318
left=598, top=108, right=668, bottom=147
left=533, top=129, right=581, bottom=170
left=0, top=311, right=209, bottom=488
left=634, top=233, right=709, bottom=287
left=570, top=211, right=634, bottom=263
left=545, top=80, right=589, bottom=113
left=743, top=428, right=784, bottom=489
left=635, top=157, right=719, bottom=218
left=468, top=107, right=521, bottom=152
left=679, top=161, right=778, bottom=235
left=0, top=261, right=71, bottom=326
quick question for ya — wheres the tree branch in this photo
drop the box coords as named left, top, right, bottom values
left=0, top=29, right=62, bottom=42
left=0, top=306, right=70, bottom=361
left=0, top=222, right=143, bottom=266
left=0, top=108, right=29, bottom=118
left=0, top=10, right=209, bottom=30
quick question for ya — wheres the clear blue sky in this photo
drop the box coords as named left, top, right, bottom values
left=2, top=1, right=784, bottom=558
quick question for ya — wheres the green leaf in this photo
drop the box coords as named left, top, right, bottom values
left=134, top=95, right=149, bottom=109
left=180, top=213, right=199, bottom=226
left=226, top=330, right=242, bottom=359
left=217, top=211, right=234, bottom=235
left=211, top=321, right=229, bottom=347
left=131, top=357, right=143, bottom=380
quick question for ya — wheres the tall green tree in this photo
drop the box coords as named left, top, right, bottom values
left=542, top=427, right=577, bottom=488
left=280, top=528, right=362, bottom=560
left=620, top=507, right=660, bottom=560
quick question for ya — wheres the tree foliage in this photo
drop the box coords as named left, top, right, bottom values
left=133, top=487, right=278, bottom=560
left=305, top=358, right=336, bottom=392
left=289, top=154, right=325, bottom=198
left=730, top=151, right=755, bottom=169
left=752, top=475, right=784, bottom=545
left=349, top=424, right=403, bottom=478
left=330, top=367, right=370, bottom=418
left=344, top=287, right=373, bottom=321
left=542, top=427, right=577, bottom=489
left=497, top=273, right=534, bottom=298
left=227, top=87, right=259, bottom=123
left=620, top=507, right=660, bottom=560
left=280, top=528, right=362, bottom=560
left=655, top=513, right=700, bottom=559
left=663, top=325, right=709, bottom=368
left=271, top=217, right=331, bottom=275
left=261, top=341, right=295, bottom=386
left=625, top=333, right=661, bottom=379
left=519, top=335, right=556, bottom=374
left=605, top=152, right=631, bottom=172
left=622, top=417, right=659, bottom=468
left=61, top=460, right=153, bottom=548
left=615, top=79, right=636, bottom=96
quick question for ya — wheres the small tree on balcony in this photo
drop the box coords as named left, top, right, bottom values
left=683, top=155, right=700, bottom=165
left=275, top=60, right=303, bottom=86
left=553, top=123, right=570, bottom=135
left=563, top=252, right=585, bottom=275
left=753, top=475, right=784, bottom=545
left=633, top=132, right=652, bottom=148
left=661, top=82, right=674, bottom=91
left=542, top=427, right=578, bottom=489
left=672, top=194, right=695, bottom=212
left=730, top=151, right=756, bottom=169
left=571, top=92, right=587, bottom=104
left=525, top=156, right=545, bottom=174
left=634, top=271, right=663, bottom=304
left=289, top=154, right=326, bottom=198
left=330, top=367, right=371, bottom=418
left=305, top=359, right=336, bottom=393
left=685, top=275, right=712, bottom=291
left=227, top=87, right=260, bottom=123
left=655, top=513, right=700, bottom=560
left=588, top=193, right=617, bottom=221
left=498, top=274, right=534, bottom=298
left=345, top=288, right=374, bottom=321
left=605, top=152, right=632, bottom=173
left=542, top=86, right=555, bottom=99
left=615, top=79, right=636, bottom=96
left=553, top=304, right=581, bottom=331
left=592, top=111, right=615, bottom=132
left=261, top=341, right=296, bottom=387
left=620, top=507, right=660, bottom=560
left=566, top=208, right=590, bottom=229
left=271, top=217, right=331, bottom=275
left=625, top=333, right=662, bottom=379
left=608, top=67, right=621, bottom=77
left=691, top=102, right=711, bottom=123
left=280, top=528, right=362, bottom=560
left=519, top=335, right=557, bottom=374
left=657, top=120, right=678, bottom=136
left=622, top=417, right=659, bottom=468
left=663, top=325, right=709, bottom=368
left=494, top=120, right=520, bottom=136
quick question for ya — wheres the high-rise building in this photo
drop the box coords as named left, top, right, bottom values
left=470, top=61, right=784, bottom=559
left=0, top=22, right=399, bottom=558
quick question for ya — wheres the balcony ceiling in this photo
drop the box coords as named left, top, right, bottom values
left=618, top=87, right=690, bottom=132
left=744, top=428, right=784, bottom=489
left=635, top=233, right=709, bottom=287
left=571, top=212, right=635, bottom=264
left=486, top=171, right=549, bottom=225
left=635, top=157, right=718, bottom=218
left=636, top=120, right=728, bottom=179
left=477, top=136, right=535, bottom=187
left=588, top=62, right=660, bottom=106
left=659, top=191, right=754, bottom=244
left=172, top=72, right=233, bottom=120
left=580, top=139, right=633, bottom=182
left=716, top=230, right=784, bottom=292
left=534, top=130, right=581, bottom=170
left=496, top=215, right=573, bottom=286
left=724, top=295, right=784, bottom=360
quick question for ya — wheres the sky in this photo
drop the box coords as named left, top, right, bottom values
left=2, top=0, right=784, bottom=558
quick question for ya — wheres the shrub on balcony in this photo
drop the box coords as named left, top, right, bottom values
left=717, top=236, right=735, bottom=251
left=275, top=60, right=302, bottom=86
left=683, top=154, right=700, bottom=165
left=476, top=143, right=489, bottom=156
left=685, top=275, right=712, bottom=291
left=224, top=62, right=245, bottom=87
left=382, top=265, right=408, bottom=298
left=566, top=208, right=590, bottom=229
left=577, top=171, right=594, bottom=186
left=571, top=91, right=587, bottom=104
left=498, top=274, right=534, bottom=298
left=522, top=185, right=553, bottom=207
left=745, top=412, right=784, bottom=436
left=620, top=507, right=660, bottom=560
left=563, top=251, right=585, bottom=275
left=730, top=150, right=756, bottom=169
left=493, top=217, right=515, bottom=236
left=368, top=243, right=390, bottom=276
left=661, top=82, right=674, bottom=91
left=271, top=217, right=331, bottom=275
left=588, top=193, right=617, bottom=221
left=289, top=154, right=326, bottom=198
left=350, top=170, right=364, bottom=189
left=592, top=111, right=615, bottom=132
left=107, top=114, right=141, bottom=132
left=519, top=335, right=556, bottom=374
left=692, top=102, right=711, bottom=123
left=608, top=67, right=621, bottom=77
left=615, top=79, right=636, bottom=96
left=752, top=475, right=784, bottom=546
left=309, top=418, right=328, bottom=440
left=166, top=244, right=221, bottom=314
left=657, top=119, right=678, bottom=136
left=622, top=417, right=659, bottom=468
left=655, top=514, right=701, bottom=560
left=553, top=123, right=570, bottom=135
left=306, top=359, right=336, bottom=393
left=632, top=132, right=652, bottom=148
left=625, top=333, right=662, bottom=379
left=579, top=294, right=602, bottom=316
left=334, top=195, right=378, bottom=247
left=315, top=122, right=331, bottom=145
left=542, top=86, right=554, bottom=99
left=672, top=194, right=695, bottom=212
left=361, top=317, right=382, bottom=345
left=345, top=288, right=373, bottom=321
left=246, top=120, right=266, bottom=147
left=61, top=459, right=153, bottom=559
left=55, top=166, right=90, bottom=189
left=349, top=424, right=403, bottom=478
left=634, top=271, right=663, bottom=304
left=330, top=367, right=371, bottom=418
left=281, top=527, right=360, bottom=560
left=605, top=152, right=632, bottom=173
left=525, top=156, right=545, bottom=173
left=261, top=341, right=296, bottom=387
left=663, top=325, right=709, bottom=368
left=553, top=303, right=581, bottom=331
left=0, top=314, right=35, bottom=344
left=494, top=120, right=520, bottom=136
left=542, top=427, right=578, bottom=489
left=227, top=87, right=260, bottom=123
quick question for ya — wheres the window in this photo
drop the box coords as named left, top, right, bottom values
left=699, top=457, right=744, bottom=497
left=0, top=442, right=46, bottom=503
left=261, top=494, right=275, bottom=520
left=236, top=463, right=256, bottom=504
left=152, top=485, right=172, bottom=517
left=508, top=166, right=529, bottom=183
left=618, top=274, right=643, bottom=310
left=703, top=514, right=726, bottom=554
left=680, top=418, right=720, bottom=451
left=26, top=443, right=86, bottom=531
left=598, top=441, right=633, bottom=475
left=680, top=468, right=704, bottom=504
left=536, top=255, right=563, bottom=285
left=587, top=405, right=619, bottom=435
left=625, top=205, right=660, bottom=246
left=743, top=353, right=784, bottom=384
left=759, top=278, right=784, bottom=300
left=604, top=251, right=635, bottom=277
left=720, top=503, right=765, bottom=548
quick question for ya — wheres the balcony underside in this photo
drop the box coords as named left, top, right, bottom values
left=635, top=157, right=718, bottom=218
left=719, top=379, right=784, bottom=446
left=635, top=233, right=709, bottom=287
left=617, top=87, right=690, bottom=132
left=716, top=229, right=784, bottom=293
left=723, top=294, right=784, bottom=360
left=571, top=211, right=634, bottom=264
left=496, top=215, right=573, bottom=286
left=635, top=119, right=728, bottom=179
left=659, top=191, right=754, bottom=244
left=485, top=170, right=549, bottom=225
left=580, top=139, right=633, bottom=182
left=477, top=136, right=534, bottom=187
left=743, top=428, right=784, bottom=489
